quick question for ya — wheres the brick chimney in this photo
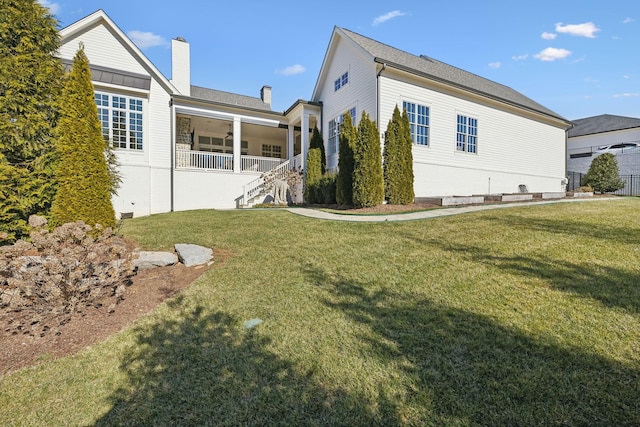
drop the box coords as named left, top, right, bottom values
left=171, top=37, right=190, bottom=96
left=261, top=85, right=272, bottom=108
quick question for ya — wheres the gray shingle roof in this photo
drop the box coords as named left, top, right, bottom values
left=189, top=85, right=272, bottom=112
left=567, top=114, right=640, bottom=137
left=339, top=28, right=568, bottom=123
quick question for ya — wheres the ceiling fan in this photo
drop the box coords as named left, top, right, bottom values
left=225, top=124, right=233, bottom=138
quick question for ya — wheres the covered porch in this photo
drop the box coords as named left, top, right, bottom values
left=173, top=102, right=320, bottom=175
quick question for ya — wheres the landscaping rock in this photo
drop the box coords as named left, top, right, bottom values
left=134, top=251, right=179, bottom=271
left=174, top=244, right=213, bottom=267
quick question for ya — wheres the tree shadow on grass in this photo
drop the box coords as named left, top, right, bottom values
left=485, top=212, right=640, bottom=247
left=95, top=296, right=402, bottom=426
left=305, top=266, right=640, bottom=426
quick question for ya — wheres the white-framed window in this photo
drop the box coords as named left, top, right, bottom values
left=402, top=101, right=429, bottom=146
left=328, top=107, right=356, bottom=154
left=262, top=144, right=282, bottom=158
left=456, top=114, right=478, bottom=153
left=95, top=92, right=144, bottom=150
left=334, top=71, right=349, bottom=92
left=198, top=136, right=248, bottom=155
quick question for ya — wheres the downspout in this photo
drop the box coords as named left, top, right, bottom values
left=376, top=63, right=386, bottom=127
left=169, top=98, right=175, bottom=212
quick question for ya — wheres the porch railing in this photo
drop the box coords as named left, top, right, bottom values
left=241, top=155, right=285, bottom=173
left=242, top=153, right=303, bottom=205
left=176, top=149, right=233, bottom=171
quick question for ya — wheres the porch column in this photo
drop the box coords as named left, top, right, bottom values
left=301, top=112, right=310, bottom=172
left=287, top=124, right=294, bottom=160
left=233, top=116, right=241, bottom=173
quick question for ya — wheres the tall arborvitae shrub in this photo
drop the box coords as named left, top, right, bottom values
left=304, top=148, right=322, bottom=203
left=397, top=108, right=415, bottom=203
left=352, top=111, right=384, bottom=208
left=0, top=0, right=63, bottom=242
left=583, top=153, right=624, bottom=194
left=336, top=111, right=356, bottom=206
left=50, top=47, right=116, bottom=229
left=309, top=126, right=326, bottom=174
left=383, top=106, right=400, bottom=202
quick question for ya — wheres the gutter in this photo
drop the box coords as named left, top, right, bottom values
left=376, top=63, right=386, bottom=127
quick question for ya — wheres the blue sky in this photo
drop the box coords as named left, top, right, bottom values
left=40, top=0, right=639, bottom=120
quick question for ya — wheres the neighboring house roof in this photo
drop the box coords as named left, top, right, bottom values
left=329, top=27, right=568, bottom=124
left=189, top=85, right=272, bottom=112
left=568, top=114, right=640, bottom=137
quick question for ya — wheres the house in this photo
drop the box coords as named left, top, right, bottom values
left=59, top=12, right=572, bottom=218
left=567, top=114, right=640, bottom=175
left=312, top=27, right=572, bottom=197
left=59, top=10, right=320, bottom=217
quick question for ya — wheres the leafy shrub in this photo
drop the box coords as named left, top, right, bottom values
left=583, top=153, right=624, bottom=193
left=318, top=174, right=337, bottom=204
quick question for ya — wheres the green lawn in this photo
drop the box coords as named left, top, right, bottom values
left=1, top=198, right=639, bottom=426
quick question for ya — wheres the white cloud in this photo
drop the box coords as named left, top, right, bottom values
left=512, top=54, right=528, bottom=61
left=534, top=47, right=572, bottom=61
left=373, top=10, right=407, bottom=26
left=276, top=64, right=306, bottom=76
left=488, top=62, right=501, bottom=69
left=127, top=30, right=167, bottom=49
left=613, top=93, right=640, bottom=98
left=555, top=22, right=600, bottom=38
left=37, top=0, right=60, bottom=15
left=623, top=17, right=635, bottom=24
left=541, top=32, right=557, bottom=40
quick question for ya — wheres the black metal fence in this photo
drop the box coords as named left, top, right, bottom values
left=567, top=171, right=640, bottom=196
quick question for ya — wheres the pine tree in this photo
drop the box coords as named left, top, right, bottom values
left=50, top=47, right=116, bottom=229
left=352, top=111, right=384, bottom=208
left=583, top=153, right=624, bottom=194
left=0, top=0, right=63, bottom=241
left=335, top=111, right=356, bottom=205
left=309, top=126, right=326, bottom=174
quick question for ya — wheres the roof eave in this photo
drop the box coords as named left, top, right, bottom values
left=172, top=94, right=285, bottom=117
left=373, top=57, right=571, bottom=127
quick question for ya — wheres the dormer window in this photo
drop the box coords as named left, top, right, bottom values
left=334, top=71, right=349, bottom=92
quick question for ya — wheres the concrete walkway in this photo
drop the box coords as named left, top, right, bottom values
left=286, top=197, right=620, bottom=222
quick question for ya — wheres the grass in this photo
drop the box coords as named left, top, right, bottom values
left=1, top=198, right=639, bottom=425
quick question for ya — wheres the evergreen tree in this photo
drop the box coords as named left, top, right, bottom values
left=352, top=111, right=384, bottom=208
left=309, top=126, right=326, bottom=174
left=304, top=148, right=322, bottom=204
left=0, top=0, right=63, bottom=241
left=583, top=153, right=624, bottom=194
left=383, top=106, right=414, bottom=204
left=50, top=47, right=116, bottom=229
left=397, top=108, right=415, bottom=203
left=335, top=111, right=356, bottom=205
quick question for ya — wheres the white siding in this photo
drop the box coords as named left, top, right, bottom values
left=173, top=170, right=261, bottom=210
left=315, top=36, right=377, bottom=170
left=59, top=24, right=148, bottom=75
left=379, top=73, right=567, bottom=196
